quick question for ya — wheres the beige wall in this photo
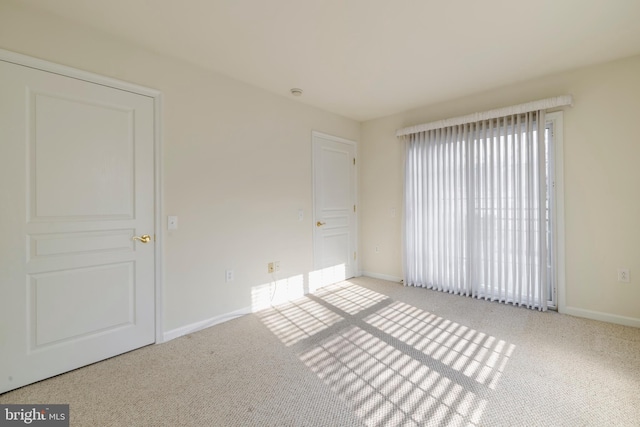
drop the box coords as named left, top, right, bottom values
left=2, top=1, right=638, bottom=331
left=0, top=2, right=360, bottom=332
left=361, top=54, right=640, bottom=323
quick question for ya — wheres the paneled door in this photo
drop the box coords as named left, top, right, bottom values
left=312, top=132, right=357, bottom=286
left=0, top=57, right=156, bottom=393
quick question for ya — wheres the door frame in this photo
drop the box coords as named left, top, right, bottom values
left=0, top=49, right=165, bottom=344
left=311, top=131, right=359, bottom=279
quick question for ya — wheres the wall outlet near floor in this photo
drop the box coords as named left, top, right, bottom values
left=617, top=268, right=630, bottom=283
left=225, top=269, right=234, bottom=282
left=267, top=261, right=280, bottom=274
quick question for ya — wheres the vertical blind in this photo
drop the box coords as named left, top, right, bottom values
left=402, top=110, right=551, bottom=310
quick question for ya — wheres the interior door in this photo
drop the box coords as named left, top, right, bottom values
left=0, top=58, right=156, bottom=393
left=312, top=132, right=357, bottom=287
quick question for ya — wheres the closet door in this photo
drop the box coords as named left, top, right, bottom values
left=0, top=58, right=156, bottom=393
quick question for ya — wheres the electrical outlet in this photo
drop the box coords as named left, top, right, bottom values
left=225, top=269, right=234, bottom=282
left=375, top=246, right=380, bottom=253
left=274, top=261, right=280, bottom=272
left=618, top=268, right=630, bottom=283
left=268, top=262, right=274, bottom=274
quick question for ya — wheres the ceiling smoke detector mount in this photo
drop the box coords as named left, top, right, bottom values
left=290, top=88, right=303, bottom=96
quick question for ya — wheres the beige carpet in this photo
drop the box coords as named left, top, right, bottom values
left=2, top=277, right=639, bottom=426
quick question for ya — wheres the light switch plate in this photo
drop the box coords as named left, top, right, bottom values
left=168, top=216, right=178, bottom=230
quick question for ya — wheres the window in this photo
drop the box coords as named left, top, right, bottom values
left=403, top=110, right=562, bottom=311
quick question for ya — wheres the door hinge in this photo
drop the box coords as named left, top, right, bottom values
left=353, top=205, right=356, bottom=213
left=353, top=158, right=356, bottom=166
left=354, top=252, right=357, bottom=261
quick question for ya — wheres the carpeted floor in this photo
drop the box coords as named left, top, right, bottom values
left=1, top=277, right=639, bottom=426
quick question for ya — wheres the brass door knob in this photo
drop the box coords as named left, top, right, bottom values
left=316, top=221, right=326, bottom=227
left=133, top=234, right=151, bottom=243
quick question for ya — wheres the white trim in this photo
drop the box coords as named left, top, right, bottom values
left=0, top=49, right=165, bottom=344
left=548, top=112, right=567, bottom=314
left=312, top=130, right=358, bottom=146
left=563, top=306, right=640, bottom=328
left=362, top=271, right=403, bottom=283
left=154, top=94, right=165, bottom=343
left=396, top=95, right=573, bottom=137
left=311, top=131, right=359, bottom=279
left=0, top=49, right=160, bottom=98
left=163, top=306, right=252, bottom=342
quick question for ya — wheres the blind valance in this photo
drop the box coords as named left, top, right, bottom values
left=396, top=95, right=572, bottom=137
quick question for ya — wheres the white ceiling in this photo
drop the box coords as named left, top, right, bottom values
left=19, top=0, right=640, bottom=121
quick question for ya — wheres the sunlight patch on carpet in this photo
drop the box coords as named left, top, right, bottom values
left=256, top=281, right=516, bottom=426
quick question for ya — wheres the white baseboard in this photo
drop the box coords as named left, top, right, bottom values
left=361, top=271, right=403, bottom=283
left=562, top=306, right=640, bottom=328
left=162, top=306, right=252, bottom=343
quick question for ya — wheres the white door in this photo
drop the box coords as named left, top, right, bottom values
left=312, top=132, right=357, bottom=287
left=0, top=59, right=156, bottom=393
